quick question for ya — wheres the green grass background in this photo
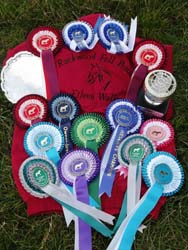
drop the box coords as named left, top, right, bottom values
left=1, top=0, right=188, bottom=249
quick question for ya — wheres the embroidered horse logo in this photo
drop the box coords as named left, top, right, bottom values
left=160, top=170, right=168, bottom=176
left=60, top=104, right=69, bottom=113
left=40, top=136, right=49, bottom=146
left=74, top=162, right=84, bottom=170
left=86, top=127, right=95, bottom=135
left=35, top=170, right=41, bottom=177
left=152, top=131, right=161, bottom=136
left=41, top=38, right=51, bottom=45
left=144, top=54, right=155, bottom=61
left=28, top=107, right=36, bottom=116
left=133, top=148, right=140, bottom=153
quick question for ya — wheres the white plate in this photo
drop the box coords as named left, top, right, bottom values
left=1, top=51, right=47, bottom=103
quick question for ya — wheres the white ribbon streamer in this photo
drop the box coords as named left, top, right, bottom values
left=127, top=162, right=137, bottom=214
left=59, top=182, right=75, bottom=226
left=70, top=34, right=99, bottom=52
left=107, top=17, right=137, bottom=54
left=127, top=162, right=147, bottom=233
left=42, top=182, right=115, bottom=225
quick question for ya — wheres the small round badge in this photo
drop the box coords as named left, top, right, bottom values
left=19, top=156, right=59, bottom=198
left=132, top=40, right=166, bottom=70
left=142, top=152, right=184, bottom=196
left=13, top=94, right=48, bottom=128
left=27, top=26, right=62, bottom=56
left=71, top=113, right=110, bottom=150
left=62, top=21, right=94, bottom=51
left=24, top=122, right=64, bottom=157
left=106, top=99, right=143, bottom=134
left=98, top=19, right=128, bottom=51
left=49, top=93, right=80, bottom=123
left=58, top=149, right=100, bottom=185
left=118, top=134, right=156, bottom=166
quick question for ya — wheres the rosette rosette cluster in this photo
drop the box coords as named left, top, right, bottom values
left=0, top=12, right=184, bottom=250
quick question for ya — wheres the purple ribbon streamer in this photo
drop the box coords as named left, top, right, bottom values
left=41, top=49, right=60, bottom=100
left=75, top=175, right=92, bottom=250
left=99, top=126, right=127, bottom=197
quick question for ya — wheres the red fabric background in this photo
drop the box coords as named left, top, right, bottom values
left=4, top=13, right=174, bottom=217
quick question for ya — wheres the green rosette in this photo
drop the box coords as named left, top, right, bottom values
left=71, top=113, right=110, bottom=153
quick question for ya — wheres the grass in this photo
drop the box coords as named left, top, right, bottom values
left=1, top=0, right=188, bottom=249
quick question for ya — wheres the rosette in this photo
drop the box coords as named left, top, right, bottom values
left=24, top=122, right=64, bottom=165
left=140, top=118, right=176, bottom=154
left=98, top=17, right=137, bottom=54
left=99, top=99, right=143, bottom=197
left=27, top=27, right=62, bottom=99
left=71, top=113, right=109, bottom=153
left=13, top=94, right=48, bottom=128
left=62, top=20, right=99, bottom=52
left=49, top=93, right=80, bottom=153
left=132, top=39, right=166, bottom=71
left=59, top=149, right=100, bottom=186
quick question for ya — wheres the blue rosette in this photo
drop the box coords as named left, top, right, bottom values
left=62, top=21, right=94, bottom=52
left=24, top=122, right=64, bottom=165
left=49, top=93, right=80, bottom=153
left=49, top=93, right=80, bottom=123
left=142, top=151, right=184, bottom=196
left=98, top=19, right=128, bottom=54
left=106, top=99, right=143, bottom=133
left=99, top=99, right=143, bottom=197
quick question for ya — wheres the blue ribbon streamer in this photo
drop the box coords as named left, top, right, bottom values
left=99, top=126, right=127, bottom=196
left=60, top=119, right=73, bottom=154
left=119, top=183, right=163, bottom=250
left=46, top=147, right=61, bottom=166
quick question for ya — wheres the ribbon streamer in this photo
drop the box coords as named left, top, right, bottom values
left=107, top=183, right=163, bottom=250
left=108, top=17, right=137, bottom=54
left=126, top=64, right=148, bottom=102
left=60, top=119, right=73, bottom=154
left=41, top=49, right=60, bottom=99
left=99, top=125, right=127, bottom=196
left=75, top=176, right=92, bottom=250
left=42, top=183, right=114, bottom=237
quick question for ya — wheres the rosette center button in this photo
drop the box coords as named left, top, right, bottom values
left=154, top=163, right=173, bottom=185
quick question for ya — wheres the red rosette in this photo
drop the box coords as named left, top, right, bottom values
left=140, top=118, right=176, bottom=155
left=13, top=94, right=48, bottom=128
left=132, top=39, right=166, bottom=71
left=27, top=26, right=62, bottom=56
